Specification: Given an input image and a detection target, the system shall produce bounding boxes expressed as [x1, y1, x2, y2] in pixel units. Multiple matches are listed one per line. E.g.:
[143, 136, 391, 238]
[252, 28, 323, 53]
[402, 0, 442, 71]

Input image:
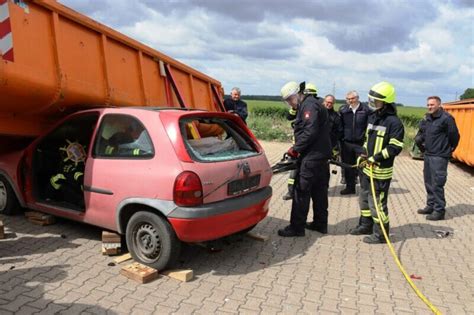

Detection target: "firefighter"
[278, 81, 332, 237]
[282, 82, 317, 201]
[350, 81, 404, 244]
[49, 139, 86, 206]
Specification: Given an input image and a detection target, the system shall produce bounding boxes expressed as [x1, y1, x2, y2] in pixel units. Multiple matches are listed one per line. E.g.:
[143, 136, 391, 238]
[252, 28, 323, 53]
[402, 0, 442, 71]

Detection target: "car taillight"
[173, 171, 203, 207]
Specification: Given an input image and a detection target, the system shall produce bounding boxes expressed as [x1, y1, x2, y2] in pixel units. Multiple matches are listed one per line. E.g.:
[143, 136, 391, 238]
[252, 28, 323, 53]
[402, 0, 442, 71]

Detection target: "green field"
[244, 99, 426, 151]
[245, 99, 427, 118]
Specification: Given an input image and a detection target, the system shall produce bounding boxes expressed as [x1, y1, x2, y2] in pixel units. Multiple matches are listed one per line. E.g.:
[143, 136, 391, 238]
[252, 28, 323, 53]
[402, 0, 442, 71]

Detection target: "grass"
[245, 99, 425, 151]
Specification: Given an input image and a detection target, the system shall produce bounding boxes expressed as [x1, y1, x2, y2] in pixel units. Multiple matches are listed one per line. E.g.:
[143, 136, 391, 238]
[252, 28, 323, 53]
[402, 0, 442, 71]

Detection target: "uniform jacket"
[361, 105, 404, 180]
[339, 102, 372, 143]
[327, 108, 343, 149]
[224, 99, 248, 122]
[415, 108, 460, 158]
[293, 95, 331, 160]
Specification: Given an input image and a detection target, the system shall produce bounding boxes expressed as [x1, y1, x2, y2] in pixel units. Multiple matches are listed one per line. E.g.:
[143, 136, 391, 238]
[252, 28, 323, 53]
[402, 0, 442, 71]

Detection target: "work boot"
[426, 211, 445, 221]
[363, 234, 386, 244]
[278, 225, 305, 237]
[305, 222, 328, 234]
[340, 186, 356, 195]
[417, 207, 433, 214]
[282, 192, 293, 201]
[349, 216, 373, 235]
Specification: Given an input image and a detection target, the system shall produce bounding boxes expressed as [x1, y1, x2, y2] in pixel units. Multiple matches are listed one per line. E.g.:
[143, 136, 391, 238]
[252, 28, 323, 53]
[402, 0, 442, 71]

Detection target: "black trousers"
[290, 159, 330, 232]
[424, 155, 449, 214]
[342, 141, 364, 188]
[359, 172, 391, 238]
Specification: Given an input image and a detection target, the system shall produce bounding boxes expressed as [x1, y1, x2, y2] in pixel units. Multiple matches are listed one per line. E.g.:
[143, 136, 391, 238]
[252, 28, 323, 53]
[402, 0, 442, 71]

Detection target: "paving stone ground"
[1, 141, 473, 314]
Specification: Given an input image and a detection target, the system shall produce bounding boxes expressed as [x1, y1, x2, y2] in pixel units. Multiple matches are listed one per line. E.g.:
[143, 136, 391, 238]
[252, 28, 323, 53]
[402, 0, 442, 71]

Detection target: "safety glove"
[287, 147, 299, 159]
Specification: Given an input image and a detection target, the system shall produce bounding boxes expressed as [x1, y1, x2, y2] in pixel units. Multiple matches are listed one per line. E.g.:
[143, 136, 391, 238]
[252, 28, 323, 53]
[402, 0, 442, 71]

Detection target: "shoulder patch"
[304, 111, 311, 119]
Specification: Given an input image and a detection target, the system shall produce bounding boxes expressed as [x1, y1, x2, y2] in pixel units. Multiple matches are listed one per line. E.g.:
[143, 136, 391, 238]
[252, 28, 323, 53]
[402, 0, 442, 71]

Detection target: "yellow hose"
[369, 165, 442, 315]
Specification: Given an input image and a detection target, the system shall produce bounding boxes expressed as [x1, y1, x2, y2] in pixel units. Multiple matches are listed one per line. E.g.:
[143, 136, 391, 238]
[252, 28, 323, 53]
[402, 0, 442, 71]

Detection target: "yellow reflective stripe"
[287, 178, 295, 184]
[133, 149, 140, 155]
[74, 172, 83, 181]
[389, 138, 404, 148]
[373, 216, 380, 223]
[289, 108, 297, 115]
[105, 146, 114, 155]
[382, 148, 390, 159]
[50, 174, 66, 190]
[361, 209, 372, 217]
[374, 132, 384, 154]
[363, 168, 393, 179]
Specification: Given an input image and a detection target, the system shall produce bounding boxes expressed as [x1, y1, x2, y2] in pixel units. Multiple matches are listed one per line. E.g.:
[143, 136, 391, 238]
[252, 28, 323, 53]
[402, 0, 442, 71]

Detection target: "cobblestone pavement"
[1, 141, 473, 314]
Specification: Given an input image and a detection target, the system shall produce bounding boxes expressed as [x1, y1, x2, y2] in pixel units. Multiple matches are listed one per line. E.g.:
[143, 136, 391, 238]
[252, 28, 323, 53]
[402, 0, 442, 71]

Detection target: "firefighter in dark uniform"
[323, 94, 343, 158]
[350, 81, 404, 243]
[281, 97, 298, 200]
[415, 96, 459, 221]
[278, 81, 332, 237]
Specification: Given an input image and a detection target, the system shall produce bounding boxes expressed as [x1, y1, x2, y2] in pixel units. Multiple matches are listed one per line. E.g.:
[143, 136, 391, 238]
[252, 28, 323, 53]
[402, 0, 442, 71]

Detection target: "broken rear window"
[181, 117, 259, 162]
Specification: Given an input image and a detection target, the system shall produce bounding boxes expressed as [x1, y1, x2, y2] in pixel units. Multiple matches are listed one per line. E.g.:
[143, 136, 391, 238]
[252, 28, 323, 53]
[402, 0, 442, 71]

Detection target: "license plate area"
[228, 175, 261, 196]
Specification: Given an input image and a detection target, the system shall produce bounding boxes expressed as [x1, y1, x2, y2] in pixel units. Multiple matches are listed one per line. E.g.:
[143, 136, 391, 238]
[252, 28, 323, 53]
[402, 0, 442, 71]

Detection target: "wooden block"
[25, 211, 55, 225]
[114, 253, 133, 264]
[246, 231, 269, 242]
[102, 243, 121, 256]
[161, 269, 193, 282]
[120, 262, 158, 284]
[102, 231, 121, 243]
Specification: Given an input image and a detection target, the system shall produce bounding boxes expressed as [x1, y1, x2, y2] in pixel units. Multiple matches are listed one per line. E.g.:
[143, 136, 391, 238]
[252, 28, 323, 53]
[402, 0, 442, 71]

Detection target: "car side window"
[93, 114, 154, 158]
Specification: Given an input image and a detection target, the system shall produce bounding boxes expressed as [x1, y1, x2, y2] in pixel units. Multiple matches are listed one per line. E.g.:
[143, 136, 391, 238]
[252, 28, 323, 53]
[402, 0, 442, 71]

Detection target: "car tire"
[126, 211, 181, 271]
[0, 175, 20, 215]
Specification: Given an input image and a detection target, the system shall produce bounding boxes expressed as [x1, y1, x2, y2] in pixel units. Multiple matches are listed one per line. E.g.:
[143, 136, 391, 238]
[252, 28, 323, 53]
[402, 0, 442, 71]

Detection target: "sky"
[60, 0, 473, 106]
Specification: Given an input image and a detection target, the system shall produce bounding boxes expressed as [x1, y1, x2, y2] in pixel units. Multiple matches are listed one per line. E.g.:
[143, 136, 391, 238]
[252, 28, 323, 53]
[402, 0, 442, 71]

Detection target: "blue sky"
[61, 0, 473, 106]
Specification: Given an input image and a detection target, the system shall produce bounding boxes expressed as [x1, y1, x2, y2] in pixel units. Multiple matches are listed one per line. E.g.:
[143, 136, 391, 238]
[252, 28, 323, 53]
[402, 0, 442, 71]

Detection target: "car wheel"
[126, 211, 181, 270]
[0, 175, 20, 215]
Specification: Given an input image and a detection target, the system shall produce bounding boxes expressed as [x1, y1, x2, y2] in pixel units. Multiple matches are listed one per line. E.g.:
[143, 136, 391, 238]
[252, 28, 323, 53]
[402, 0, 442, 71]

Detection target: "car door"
[82, 113, 156, 231]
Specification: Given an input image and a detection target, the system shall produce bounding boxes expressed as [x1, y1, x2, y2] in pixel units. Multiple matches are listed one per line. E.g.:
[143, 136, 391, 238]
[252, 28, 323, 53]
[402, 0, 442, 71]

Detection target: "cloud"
[58, 0, 473, 105]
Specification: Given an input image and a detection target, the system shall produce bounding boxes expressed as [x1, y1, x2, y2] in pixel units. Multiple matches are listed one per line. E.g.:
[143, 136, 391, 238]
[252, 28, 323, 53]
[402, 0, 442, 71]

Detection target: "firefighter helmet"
[303, 82, 318, 95]
[368, 81, 396, 104]
[280, 81, 300, 100]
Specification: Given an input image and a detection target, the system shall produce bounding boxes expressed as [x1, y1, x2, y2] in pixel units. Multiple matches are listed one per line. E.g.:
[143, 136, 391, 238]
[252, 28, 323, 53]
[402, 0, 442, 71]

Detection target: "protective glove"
[287, 147, 299, 159]
[357, 155, 377, 169]
[332, 148, 340, 160]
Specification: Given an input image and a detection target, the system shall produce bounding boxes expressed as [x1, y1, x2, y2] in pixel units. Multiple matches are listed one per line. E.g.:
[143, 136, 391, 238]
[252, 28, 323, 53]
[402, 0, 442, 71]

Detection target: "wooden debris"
[114, 253, 132, 264]
[161, 269, 194, 282]
[120, 262, 158, 284]
[102, 231, 122, 243]
[102, 243, 121, 256]
[102, 231, 122, 256]
[25, 211, 56, 226]
[246, 231, 269, 242]
[0, 220, 4, 239]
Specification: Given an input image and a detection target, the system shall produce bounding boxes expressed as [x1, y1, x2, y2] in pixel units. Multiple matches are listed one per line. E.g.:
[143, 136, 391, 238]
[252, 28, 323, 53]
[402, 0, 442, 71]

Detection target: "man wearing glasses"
[339, 91, 372, 195]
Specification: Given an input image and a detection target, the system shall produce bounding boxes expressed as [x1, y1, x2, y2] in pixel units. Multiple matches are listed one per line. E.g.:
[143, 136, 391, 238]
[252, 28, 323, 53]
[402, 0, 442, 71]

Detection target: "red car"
[0, 108, 272, 269]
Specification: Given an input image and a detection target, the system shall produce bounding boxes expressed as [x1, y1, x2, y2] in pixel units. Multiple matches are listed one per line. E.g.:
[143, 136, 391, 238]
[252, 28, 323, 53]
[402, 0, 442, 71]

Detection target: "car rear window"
[181, 117, 259, 162]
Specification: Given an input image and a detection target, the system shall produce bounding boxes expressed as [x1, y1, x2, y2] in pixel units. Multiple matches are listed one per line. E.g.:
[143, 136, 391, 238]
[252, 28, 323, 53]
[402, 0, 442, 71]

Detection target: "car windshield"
[181, 117, 259, 162]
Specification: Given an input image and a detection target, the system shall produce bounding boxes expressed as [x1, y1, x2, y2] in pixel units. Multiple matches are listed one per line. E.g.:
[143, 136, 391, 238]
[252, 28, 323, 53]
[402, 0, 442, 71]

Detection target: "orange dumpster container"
[0, 0, 224, 137]
[443, 98, 474, 167]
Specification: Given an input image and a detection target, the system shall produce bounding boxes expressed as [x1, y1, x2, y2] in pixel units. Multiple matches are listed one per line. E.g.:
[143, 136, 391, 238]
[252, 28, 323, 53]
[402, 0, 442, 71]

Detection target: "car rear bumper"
[168, 186, 272, 242]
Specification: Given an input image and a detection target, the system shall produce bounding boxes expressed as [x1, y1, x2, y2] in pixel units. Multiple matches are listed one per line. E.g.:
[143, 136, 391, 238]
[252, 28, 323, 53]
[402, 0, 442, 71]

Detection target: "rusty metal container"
[443, 99, 474, 167]
[0, 0, 224, 137]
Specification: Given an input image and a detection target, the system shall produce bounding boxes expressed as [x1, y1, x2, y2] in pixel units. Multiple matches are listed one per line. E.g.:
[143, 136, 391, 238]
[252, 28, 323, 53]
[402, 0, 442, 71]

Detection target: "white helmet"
[280, 81, 300, 100]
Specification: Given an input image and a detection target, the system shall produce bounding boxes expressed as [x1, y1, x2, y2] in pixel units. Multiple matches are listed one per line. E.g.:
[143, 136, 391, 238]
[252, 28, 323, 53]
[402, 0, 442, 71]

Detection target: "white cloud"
[59, 0, 474, 105]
